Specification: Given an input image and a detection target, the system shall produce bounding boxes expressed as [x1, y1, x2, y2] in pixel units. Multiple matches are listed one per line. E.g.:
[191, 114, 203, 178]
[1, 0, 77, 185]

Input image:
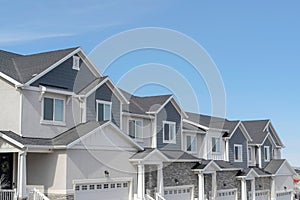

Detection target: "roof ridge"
[21, 46, 79, 57]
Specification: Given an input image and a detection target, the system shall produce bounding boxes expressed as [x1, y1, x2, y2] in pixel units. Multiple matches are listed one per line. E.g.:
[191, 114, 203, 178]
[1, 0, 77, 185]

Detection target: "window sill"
[234, 160, 243, 163]
[163, 140, 176, 144]
[40, 120, 66, 127]
[211, 152, 221, 155]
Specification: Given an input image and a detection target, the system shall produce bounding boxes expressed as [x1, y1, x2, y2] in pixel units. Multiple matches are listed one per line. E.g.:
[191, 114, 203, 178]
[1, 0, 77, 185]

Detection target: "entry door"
[0, 153, 13, 189]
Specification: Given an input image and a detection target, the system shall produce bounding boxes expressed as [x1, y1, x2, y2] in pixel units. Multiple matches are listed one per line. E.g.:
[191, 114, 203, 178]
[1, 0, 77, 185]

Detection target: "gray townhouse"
[0, 47, 296, 200]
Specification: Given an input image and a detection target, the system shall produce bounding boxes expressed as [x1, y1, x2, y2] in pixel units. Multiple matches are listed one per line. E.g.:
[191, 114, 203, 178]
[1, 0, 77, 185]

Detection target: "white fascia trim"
[142, 149, 169, 162]
[76, 48, 102, 77]
[265, 121, 285, 148]
[122, 112, 155, 119]
[106, 77, 130, 104]
[85, 76, 108, 97]
[229, 121, 253, 141]
[275, 160, 297, 176]
[146, 96, 189, 119]
[0, 72, 23, 86]
[22, 85, 75, 96]
[73, 177, 133, 185]
[183, 119, 209, 131]
[202, 160, 222, 171]
[0, 132, 24, 149]
[182, 129, 206, 134]
[261, 133, 280, 148]
[25, 48, 81, 85]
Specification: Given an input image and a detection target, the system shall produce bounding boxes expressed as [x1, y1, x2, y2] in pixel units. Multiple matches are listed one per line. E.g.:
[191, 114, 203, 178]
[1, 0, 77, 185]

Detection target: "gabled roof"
[0, 47, 78, 84]
[192, 160, 241, 171]
[236, 167, 271, 178]
[77, 76, 108, 95]
[182, 122, 206, 133]
[242, 120, 272, 145]
[264, 159, 296, 175]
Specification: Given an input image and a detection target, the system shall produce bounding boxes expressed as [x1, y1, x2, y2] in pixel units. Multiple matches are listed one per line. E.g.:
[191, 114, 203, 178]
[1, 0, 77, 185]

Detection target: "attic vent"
[32, 73, 38, 77]
[72, 56, 80, 71]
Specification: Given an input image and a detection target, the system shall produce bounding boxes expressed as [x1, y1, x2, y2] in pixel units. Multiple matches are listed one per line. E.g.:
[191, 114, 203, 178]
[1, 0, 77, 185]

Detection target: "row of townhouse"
[0, 47, 296, 200]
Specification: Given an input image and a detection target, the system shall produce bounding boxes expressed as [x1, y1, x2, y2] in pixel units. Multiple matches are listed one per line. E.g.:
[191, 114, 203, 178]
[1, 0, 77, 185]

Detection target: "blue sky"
[1, 1, 300, 166]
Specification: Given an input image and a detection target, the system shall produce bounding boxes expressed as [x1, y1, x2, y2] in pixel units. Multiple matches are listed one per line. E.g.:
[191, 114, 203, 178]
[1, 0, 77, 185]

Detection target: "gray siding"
[268, 127, 280, 146]
[157, 102, 181, 150]
[228, 127, 248, 168]
[86, 83, 121, 127]
[261, 137, 273, 168]
[31, 55, 97, 93]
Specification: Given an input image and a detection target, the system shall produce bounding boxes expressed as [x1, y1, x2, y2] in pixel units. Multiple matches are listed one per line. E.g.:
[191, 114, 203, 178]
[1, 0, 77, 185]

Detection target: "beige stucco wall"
[27, 151, 67, 194]
[0, 78, 21, 134]
[21, 89, 81, 138]
[122, 115, 153, 148]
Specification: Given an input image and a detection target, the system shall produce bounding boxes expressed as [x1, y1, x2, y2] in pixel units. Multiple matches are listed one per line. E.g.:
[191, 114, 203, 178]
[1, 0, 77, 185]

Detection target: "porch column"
[157, 163, 164, 195]
[251, 179, 255, 200]
[224, 139, 229, 161]
[212, 172, 217, 200]
[270, 176, 276, 200]
[198, 173, 205, 200]
[17, 151, 27, 199]
[137, 164, 145, 200]
[240, 178, 247, 200]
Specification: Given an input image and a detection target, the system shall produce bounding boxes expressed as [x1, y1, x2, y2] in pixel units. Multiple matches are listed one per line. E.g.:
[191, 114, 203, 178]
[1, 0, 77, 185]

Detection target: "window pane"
[129, 120, 135, 138]
[235, 146, 239, 160]
[248, 148, 252, 160]
[187, 136, 191, 151]
[54, 99, 64, 121]
[212, 138, 216, 152]
[44, 98, 53, 120]
[216, 138, 220, 152]
[170, 124, 175, 141]
[97, 103, 104, 121]
[135, 121, 142, 139]
[164, 123, 169, 141]
[104, 104, 111, 120]
[191, 136, 196, 152]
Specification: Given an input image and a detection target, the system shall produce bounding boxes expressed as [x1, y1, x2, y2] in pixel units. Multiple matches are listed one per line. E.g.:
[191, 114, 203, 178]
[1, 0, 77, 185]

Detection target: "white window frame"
[41, 96, 66, 126]
[185, 134, 197, 153]
[248, 147, 252, 162]
[264, 146, 270, 162]
[234, 144, 243, 162]
[72, 55, 80, 70]
[96, 100, 112, 121]
[211, 137, 221, 154]
[163, 121, 176, 144]
[128, 119, 143, 141]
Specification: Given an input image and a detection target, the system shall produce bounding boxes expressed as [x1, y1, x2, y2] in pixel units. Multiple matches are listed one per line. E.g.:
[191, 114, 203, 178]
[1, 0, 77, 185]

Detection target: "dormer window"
[264, 146, 270, 162]
[72, 56, 80, 70]
[234, 144, 243, 162]
[186, 134, 197, 153]
[211, 137, 221, 153]
[129, 119, 143, 140]
[163, 121, 176, 144]
[96, 100, 111, 121]
[42, 97, 65, 123]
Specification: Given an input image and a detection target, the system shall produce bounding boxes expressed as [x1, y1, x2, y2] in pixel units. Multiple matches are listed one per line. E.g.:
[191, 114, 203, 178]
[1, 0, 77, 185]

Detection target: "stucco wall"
[0, 78, 20, 134]
[21, 89, 80, 138]
[27, 151, 67, 194]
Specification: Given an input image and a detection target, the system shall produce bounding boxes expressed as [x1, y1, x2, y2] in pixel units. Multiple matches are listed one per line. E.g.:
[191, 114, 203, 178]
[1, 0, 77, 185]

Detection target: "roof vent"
[32, 73, 38, 77]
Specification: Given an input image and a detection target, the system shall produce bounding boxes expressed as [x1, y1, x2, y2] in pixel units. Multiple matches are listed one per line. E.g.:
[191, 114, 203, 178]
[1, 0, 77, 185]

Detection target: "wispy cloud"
[0, 32, 74, 44]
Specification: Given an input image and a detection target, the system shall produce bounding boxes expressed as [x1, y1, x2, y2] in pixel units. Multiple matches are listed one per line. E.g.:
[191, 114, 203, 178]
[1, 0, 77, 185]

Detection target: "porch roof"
[192, 160, 241, 171]
[236, 167, 271, 177]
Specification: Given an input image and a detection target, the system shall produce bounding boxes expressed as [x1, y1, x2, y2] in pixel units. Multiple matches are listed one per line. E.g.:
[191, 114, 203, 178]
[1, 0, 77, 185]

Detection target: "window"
[129, 120, 143, 139]
[264, 146, 270, 162]
[72, 56, 80, 70]
[43, 97, 64, 122]
[248, 147, 252, 161]
[211, 137, 221, 153]
[186, 134, 197, 153]
[96, 100, 111, 121]
[163, 121, 176, 144]
[234, 144, 243, 162]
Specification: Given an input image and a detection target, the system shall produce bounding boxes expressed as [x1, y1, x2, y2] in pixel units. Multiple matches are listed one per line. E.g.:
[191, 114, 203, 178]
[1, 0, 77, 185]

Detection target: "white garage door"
[276, 191, 292, 200]
[74, 181, 130, 200]
[164, 186, 192, 200]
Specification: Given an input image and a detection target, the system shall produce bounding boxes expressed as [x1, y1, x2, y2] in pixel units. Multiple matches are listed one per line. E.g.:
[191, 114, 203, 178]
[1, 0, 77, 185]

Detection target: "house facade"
[0, 47, 296, 200]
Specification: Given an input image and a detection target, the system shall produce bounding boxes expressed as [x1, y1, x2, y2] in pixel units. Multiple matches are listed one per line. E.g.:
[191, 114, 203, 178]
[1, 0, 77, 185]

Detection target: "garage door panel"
[75, 181, 129, 200]
[164, 186, 192, 200]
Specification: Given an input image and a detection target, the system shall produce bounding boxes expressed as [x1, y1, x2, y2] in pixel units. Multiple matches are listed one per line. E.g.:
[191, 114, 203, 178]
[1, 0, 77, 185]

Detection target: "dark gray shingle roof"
[78, 76, 108, 95]
[264, 159, 286, 174]
[242, 120, 269, 144]
[0, 121, 108, 147]
[0, 47, 78, 83]
[183, 122, 206, 132]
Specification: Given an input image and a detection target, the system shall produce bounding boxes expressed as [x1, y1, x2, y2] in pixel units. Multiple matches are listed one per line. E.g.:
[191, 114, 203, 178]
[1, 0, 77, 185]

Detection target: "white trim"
[73, 177, 133, 185]
[151, 114, 157, 148]
[162, 121, 176, 144]
[274, 160, 297, 176]
[185, 133, 197, 153]
[96, 100, 112, 121]
[264, 146, 270, 162]
[234, 144, 243, 162]
[146, 96, 188, 118]
[67, 121, 143, 150]
[122, 111, 155, 119]
[211, 137, 221, 153]
[182, 129, 206, 134]
[25, 48, 81, 85]
[19, 90, 23, 135]
[183, 119, 209, 131]
[76, 48, 102, 77]
[41, 96, 66, 125]
[129, 149, 169, 163]
[228, 121, 252, 141]
[0, 132, 24, 149]
[0, 72, 22, 86]
[72, 55, 80, 70]
[22, 85, 75, 96]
